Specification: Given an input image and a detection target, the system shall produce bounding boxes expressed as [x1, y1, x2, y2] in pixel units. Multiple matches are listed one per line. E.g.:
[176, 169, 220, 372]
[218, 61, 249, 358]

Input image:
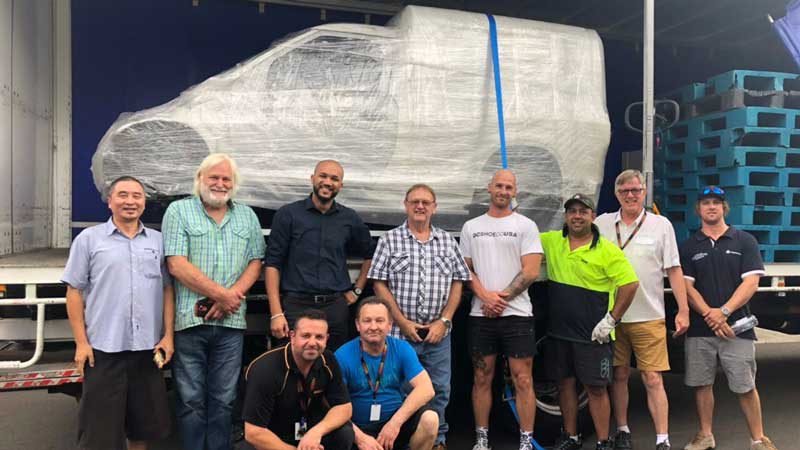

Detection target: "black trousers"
[277, 294, 350, 351]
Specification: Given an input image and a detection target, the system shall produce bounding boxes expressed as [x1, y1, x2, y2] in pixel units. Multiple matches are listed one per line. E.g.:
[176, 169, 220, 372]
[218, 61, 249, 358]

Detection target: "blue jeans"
[173, 325, 244, 450]
[409, 334, 451, 445]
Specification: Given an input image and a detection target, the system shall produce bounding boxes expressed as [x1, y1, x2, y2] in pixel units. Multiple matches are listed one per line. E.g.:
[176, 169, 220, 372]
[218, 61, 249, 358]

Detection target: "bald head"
[314, 160, 344, 177]
[491, 169, 517, 187]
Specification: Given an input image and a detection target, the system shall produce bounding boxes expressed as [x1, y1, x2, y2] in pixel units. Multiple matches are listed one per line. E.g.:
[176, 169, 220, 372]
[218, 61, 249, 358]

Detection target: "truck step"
[0, 367, 81, 391]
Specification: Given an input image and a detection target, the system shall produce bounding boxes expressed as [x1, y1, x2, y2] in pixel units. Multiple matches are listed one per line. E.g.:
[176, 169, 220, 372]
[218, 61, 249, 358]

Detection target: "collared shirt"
[62, 218, 170, 353]
[162, 196, 266, 332]
[242, 344, 350, 443]
[367, 222, 471, 338]
[540, 228, 639, 343]
[679, 226, 765, 340]
[595, 209, 681, 322]
[265, 195, 374, 294]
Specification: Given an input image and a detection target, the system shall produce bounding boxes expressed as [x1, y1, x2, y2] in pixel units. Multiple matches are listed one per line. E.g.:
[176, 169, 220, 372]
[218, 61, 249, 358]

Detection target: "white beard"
[200, 184, 231, 208]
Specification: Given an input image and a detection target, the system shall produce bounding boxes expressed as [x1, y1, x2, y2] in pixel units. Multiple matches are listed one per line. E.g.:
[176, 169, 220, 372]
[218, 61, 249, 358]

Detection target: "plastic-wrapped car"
[92, 5, 610, 231]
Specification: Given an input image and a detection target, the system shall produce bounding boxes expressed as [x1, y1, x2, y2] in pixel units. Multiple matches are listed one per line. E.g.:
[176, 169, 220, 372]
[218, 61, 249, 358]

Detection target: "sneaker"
[683, 432, 715, 450]
[553, 433, 583, 450]
[656, 442, 671, 450]
[750, 436, 778, 450]
[597, 439, 614, 450]
[519, 435, 533, 450]
[471, 438, 491, 450]
[613, 430, 633, 450]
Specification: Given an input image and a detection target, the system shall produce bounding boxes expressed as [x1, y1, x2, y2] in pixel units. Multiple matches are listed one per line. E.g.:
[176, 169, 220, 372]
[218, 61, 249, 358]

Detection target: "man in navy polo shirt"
[679, 186, 778, 450]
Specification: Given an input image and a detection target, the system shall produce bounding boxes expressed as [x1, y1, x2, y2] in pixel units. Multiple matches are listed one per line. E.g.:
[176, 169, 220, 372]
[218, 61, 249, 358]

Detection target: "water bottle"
[731, 315, 759, 335]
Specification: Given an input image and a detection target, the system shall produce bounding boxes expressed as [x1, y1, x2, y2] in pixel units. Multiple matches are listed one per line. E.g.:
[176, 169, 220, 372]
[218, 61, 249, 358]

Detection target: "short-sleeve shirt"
[595, 210, 681, 322]
[61, 218, 170, 353]
[459, 213, 543, 317]
[243, 345, 350, 443]
[162, 196, 266, 331]
[264, 196, 375, 294]
[679, 226, 765, 340]
[367, 222, 471, 337]
[540, 227, 639, 343]
[335, 336, 424, 426]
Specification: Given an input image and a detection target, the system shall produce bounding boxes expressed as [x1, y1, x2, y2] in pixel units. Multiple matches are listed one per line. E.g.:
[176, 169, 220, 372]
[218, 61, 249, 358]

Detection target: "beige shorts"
[613, 319, 670, 372]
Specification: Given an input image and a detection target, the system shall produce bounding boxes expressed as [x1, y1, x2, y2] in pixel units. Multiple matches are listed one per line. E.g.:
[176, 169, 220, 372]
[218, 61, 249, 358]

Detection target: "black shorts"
[542, 337, 613, 387]
[355, 406, 433, 449]
[468, 315, 536, 358]
[78, 349, 171, 449]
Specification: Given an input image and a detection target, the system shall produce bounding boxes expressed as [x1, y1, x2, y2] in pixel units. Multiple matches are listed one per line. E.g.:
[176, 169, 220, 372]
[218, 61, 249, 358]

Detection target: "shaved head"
[491, 169, 517, 187]
[314, 159, 344, 177]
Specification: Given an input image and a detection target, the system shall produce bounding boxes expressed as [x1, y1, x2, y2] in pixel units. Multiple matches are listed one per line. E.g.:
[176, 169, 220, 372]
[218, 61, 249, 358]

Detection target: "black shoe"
[655, 442, 671, 450]
[553, 433, 583, 450]
[597, 439, 614, 450]
[614, 431, 633, 450]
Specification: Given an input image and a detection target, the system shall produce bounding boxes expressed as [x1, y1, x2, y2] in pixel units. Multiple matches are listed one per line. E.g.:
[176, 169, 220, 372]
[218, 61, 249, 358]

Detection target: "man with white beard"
[162, 153, 266, 450]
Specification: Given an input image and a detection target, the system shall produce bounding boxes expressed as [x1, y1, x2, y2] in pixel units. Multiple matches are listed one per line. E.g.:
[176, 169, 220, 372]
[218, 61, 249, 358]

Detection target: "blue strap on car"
[487, 14, 508, 170]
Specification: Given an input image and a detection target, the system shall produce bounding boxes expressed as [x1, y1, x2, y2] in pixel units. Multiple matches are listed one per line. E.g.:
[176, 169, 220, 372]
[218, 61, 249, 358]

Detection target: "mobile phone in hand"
[194, 298, 213, 317]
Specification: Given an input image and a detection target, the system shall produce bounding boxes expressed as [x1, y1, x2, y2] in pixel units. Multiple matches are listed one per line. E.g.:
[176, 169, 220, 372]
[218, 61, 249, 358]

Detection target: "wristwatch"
[351, 286, 363, 297]
[439, 317, 452, 336]
[721, 306, 731, 317]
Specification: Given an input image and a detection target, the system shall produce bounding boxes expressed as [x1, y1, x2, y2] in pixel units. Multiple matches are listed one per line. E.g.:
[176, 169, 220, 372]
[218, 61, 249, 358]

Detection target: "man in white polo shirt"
[594, 169, 690, 450]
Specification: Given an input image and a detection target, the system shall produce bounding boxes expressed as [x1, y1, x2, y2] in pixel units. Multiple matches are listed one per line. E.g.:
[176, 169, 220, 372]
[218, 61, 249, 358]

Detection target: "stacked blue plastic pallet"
[656, 70, 800, 263]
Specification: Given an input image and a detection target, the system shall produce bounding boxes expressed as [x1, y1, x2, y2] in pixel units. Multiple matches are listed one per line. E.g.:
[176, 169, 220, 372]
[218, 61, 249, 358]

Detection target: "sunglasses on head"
[702, 186, 725, 196]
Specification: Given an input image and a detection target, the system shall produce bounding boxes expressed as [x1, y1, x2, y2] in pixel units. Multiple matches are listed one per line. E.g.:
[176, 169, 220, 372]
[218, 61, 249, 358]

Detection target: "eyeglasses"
[702, 186, 725, 196]
[617, 188, 644, 196]
[406, 200, 435, 207]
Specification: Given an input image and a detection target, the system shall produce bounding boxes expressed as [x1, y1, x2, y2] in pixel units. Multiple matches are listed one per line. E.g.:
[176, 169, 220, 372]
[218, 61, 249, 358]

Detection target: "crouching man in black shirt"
[243, 309, 354, 450]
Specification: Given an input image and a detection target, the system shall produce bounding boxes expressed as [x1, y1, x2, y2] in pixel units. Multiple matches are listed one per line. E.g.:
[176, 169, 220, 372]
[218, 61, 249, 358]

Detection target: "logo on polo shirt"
[692, 252, 707, 261]
[725, 249, 742, 256]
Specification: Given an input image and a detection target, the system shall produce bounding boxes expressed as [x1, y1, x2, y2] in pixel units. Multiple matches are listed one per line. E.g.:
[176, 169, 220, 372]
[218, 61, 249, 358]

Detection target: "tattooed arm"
[501, 253, 542, 300]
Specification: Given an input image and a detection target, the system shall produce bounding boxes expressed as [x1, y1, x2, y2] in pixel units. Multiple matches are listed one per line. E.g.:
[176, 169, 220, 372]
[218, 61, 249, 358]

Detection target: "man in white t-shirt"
[594, 169, 690, 450]
[460, 170, 543, 450]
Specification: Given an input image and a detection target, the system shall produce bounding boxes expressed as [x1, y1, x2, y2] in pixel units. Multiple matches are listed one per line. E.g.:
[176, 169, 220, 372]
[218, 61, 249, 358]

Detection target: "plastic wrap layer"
[92, 5, 610, 231]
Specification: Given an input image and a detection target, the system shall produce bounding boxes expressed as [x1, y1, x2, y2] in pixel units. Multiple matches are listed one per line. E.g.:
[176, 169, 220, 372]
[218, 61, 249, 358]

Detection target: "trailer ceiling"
[256, 0, 791, 50]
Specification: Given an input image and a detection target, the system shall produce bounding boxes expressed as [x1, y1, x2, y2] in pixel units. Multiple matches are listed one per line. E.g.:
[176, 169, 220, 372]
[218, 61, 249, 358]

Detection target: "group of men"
[64, 153, 778, 450]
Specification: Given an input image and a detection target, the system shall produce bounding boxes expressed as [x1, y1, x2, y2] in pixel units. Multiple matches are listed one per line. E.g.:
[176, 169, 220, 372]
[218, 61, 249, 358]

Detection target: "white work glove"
[591, 312, 618, 344]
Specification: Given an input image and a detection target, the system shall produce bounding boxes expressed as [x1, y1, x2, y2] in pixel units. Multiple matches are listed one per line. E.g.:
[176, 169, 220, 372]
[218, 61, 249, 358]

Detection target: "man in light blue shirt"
[63, 176, 174, 450]
[162, 153, 265, 450]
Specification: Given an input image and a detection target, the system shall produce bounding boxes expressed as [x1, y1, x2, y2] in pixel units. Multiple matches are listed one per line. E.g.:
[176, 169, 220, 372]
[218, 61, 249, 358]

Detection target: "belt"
[283, 292, 345, 304]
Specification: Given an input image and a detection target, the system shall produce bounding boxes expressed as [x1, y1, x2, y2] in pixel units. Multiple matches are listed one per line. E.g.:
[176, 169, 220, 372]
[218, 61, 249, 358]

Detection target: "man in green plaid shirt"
[162, 153, 265, 450]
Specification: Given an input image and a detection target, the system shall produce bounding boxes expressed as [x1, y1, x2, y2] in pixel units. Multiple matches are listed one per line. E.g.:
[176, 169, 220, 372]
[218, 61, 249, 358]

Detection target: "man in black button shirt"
[678, 186, 778, 450]
[243, 309, 354, 450]
[266, 160, 374, 351]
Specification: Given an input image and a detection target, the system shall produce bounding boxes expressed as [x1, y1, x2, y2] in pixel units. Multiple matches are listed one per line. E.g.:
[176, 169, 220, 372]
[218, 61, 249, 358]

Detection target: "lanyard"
[615, 211, 647, 250]
[296, 376, 317, 417]
[359, 341, 388, 402]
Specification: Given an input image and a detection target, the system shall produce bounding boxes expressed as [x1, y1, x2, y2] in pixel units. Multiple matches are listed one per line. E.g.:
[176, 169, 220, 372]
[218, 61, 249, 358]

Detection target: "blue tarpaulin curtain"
[773, 0, 800, 70]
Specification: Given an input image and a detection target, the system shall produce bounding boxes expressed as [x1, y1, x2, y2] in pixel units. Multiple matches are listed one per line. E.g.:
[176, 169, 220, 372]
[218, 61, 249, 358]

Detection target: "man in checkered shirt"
[367, 183, 471, 450]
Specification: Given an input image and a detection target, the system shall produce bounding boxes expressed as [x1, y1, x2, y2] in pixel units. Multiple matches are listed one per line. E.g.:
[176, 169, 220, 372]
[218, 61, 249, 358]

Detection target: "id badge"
[370, 403, 381, 422]
[294, 417, 307, 441]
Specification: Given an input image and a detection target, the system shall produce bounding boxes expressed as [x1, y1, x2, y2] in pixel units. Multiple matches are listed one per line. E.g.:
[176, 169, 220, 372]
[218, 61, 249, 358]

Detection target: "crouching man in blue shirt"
[63, 176, 175, 450]
[336, 296, 438, 450]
